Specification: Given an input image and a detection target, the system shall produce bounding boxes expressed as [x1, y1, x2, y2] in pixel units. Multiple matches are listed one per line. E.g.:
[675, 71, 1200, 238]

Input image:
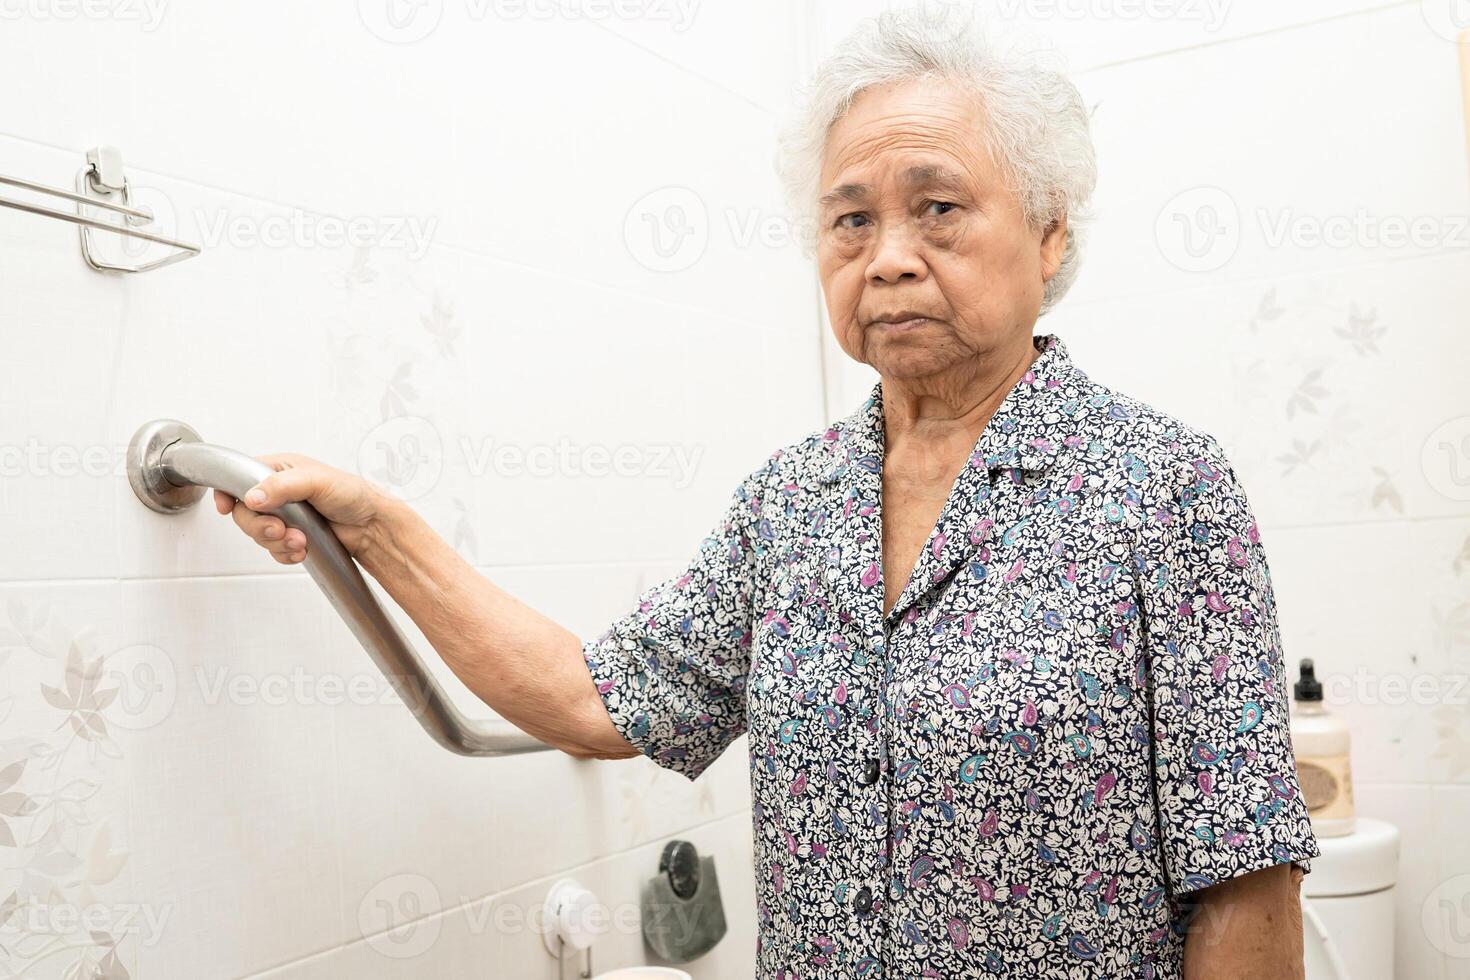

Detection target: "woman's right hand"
[212, 453, 394, 564]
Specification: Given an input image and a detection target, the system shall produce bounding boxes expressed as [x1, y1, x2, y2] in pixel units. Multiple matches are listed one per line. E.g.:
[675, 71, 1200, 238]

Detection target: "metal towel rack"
[0, 146, 200, 273]
[126, 419, 551, 757]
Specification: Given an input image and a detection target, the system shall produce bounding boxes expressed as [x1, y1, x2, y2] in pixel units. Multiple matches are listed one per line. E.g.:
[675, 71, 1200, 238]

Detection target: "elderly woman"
[217, 8, 1318, 978]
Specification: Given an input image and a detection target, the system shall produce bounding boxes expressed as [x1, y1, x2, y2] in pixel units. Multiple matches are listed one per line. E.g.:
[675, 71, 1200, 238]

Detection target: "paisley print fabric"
[582, 333, 1320, 978]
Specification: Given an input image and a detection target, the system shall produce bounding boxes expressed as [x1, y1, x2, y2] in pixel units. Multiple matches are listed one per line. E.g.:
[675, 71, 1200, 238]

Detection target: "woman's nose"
[865, 221, 929, 284]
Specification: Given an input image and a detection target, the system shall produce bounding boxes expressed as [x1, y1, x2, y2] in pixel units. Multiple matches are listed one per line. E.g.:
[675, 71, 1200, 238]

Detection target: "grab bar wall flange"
[125, 419, 551, 757]
[127, 419, 209, 513]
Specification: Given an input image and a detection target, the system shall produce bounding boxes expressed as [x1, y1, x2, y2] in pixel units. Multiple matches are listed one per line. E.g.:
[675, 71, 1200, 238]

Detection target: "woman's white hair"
[775, 4, 1098, 315]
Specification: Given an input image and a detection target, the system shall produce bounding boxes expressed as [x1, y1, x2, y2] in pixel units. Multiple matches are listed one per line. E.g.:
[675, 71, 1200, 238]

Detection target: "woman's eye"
[925, 200, 957, 217]
[836, 212, 870, 230]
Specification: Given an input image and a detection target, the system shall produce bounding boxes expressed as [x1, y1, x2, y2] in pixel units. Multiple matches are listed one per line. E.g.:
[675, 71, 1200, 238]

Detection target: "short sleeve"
[1137, 435, 1321, 898]
[580, 469, 764, 782]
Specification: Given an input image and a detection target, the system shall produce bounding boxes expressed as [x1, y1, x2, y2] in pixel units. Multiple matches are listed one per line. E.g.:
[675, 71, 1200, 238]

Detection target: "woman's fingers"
[229, 500, 282, 543]
[213, 453, 371, 562]
[240, 464, 330, 513]
[217, 481, 307, 561]
[230, 501, 307, 561]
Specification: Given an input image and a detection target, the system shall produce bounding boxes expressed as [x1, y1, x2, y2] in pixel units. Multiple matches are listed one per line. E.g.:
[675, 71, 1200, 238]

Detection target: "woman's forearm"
[354, 498, 638, 761]
[1183, 863, 1306, 980]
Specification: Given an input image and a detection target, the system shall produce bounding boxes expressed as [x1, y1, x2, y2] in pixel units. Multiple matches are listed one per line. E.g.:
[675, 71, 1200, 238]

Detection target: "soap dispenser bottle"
[1290, 658, 1355, 838]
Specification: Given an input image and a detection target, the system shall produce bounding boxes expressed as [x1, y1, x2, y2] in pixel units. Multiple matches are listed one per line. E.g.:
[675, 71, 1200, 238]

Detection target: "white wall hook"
[542, 878, 603, 979]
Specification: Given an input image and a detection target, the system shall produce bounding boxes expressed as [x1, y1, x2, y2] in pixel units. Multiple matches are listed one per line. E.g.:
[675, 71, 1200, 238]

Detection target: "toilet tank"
[1302, 818, 1400, 980]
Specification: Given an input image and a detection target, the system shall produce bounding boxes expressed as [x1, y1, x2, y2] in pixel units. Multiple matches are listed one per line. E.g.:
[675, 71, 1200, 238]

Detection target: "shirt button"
[859, 757, 880, 786]
[853, 885, 873, 915]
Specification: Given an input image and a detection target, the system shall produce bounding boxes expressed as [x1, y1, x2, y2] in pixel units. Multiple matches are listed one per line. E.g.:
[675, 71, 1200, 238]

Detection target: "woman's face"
[815, 76, 1068, 384]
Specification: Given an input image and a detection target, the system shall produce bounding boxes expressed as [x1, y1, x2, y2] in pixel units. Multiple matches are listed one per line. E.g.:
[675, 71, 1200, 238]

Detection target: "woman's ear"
[1040, 213, 1069, 282]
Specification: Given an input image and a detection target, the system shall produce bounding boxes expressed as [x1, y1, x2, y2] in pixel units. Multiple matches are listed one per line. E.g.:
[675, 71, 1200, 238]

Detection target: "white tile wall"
[0, 3, 821, 976]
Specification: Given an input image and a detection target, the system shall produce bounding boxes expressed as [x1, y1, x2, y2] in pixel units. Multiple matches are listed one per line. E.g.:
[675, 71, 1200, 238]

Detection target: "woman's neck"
[881, 335, 1040, 450]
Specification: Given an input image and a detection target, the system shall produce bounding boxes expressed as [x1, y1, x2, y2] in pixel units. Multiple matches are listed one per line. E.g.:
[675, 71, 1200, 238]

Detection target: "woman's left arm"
[1135, 432, 1320, 976]
[1183, 863, 1306, 980]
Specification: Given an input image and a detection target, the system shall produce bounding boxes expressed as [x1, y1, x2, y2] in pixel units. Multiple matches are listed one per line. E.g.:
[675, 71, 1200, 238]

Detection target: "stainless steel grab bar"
[126, 420, 551, 757]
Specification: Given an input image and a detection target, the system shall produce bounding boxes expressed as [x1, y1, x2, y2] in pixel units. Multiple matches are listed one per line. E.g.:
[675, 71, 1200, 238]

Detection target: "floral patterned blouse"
[582, 332, 1320, 978]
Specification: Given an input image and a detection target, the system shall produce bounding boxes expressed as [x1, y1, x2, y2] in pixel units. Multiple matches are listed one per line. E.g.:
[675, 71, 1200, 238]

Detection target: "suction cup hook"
[542, 878, 597, 980]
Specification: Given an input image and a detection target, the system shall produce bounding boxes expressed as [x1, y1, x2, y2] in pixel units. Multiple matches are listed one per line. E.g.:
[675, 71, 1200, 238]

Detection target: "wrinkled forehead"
[819, 78, 996, 200]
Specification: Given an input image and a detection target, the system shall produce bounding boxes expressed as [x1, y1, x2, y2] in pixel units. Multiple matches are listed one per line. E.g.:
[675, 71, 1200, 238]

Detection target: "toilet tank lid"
[1302, 818, 1400, 898]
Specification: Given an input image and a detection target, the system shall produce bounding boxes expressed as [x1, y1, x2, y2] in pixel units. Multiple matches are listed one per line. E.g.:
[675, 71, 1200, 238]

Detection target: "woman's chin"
[867, 344, 960, 381]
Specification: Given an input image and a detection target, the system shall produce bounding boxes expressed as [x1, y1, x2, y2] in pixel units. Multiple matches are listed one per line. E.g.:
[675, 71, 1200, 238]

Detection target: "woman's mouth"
[873, 316, 932, 331]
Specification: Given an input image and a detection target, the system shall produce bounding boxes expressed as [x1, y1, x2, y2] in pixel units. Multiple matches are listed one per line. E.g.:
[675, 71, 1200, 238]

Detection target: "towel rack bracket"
[86, 145, 129, 197]
[0, 145, 202, 274]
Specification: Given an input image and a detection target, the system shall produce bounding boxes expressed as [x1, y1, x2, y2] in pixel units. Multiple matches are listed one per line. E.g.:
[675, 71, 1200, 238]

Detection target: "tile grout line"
[583, 17, 778, 116]
[236, 806, 754, 980]
[1075, 0, 1422, 75]
[1059, 244, 1470, 316]
[0, 558, 687, 589]
[0, 128, 810, 339]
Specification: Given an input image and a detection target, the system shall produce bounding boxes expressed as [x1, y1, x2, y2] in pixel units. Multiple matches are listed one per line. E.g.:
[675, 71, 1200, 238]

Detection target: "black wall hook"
[660, 840, 701, 899]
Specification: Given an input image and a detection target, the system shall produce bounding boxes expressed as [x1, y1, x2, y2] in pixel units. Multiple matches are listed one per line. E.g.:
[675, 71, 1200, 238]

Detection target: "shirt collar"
[817, 332, 1080, 485]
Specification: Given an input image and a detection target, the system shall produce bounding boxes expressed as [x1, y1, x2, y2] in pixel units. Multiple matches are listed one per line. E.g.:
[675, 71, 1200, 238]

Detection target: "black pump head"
[1294, 658, 1322, 701]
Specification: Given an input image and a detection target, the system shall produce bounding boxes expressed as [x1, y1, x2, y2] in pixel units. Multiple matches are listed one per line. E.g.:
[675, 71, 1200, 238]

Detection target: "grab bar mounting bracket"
[127, 419, 207, 514]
